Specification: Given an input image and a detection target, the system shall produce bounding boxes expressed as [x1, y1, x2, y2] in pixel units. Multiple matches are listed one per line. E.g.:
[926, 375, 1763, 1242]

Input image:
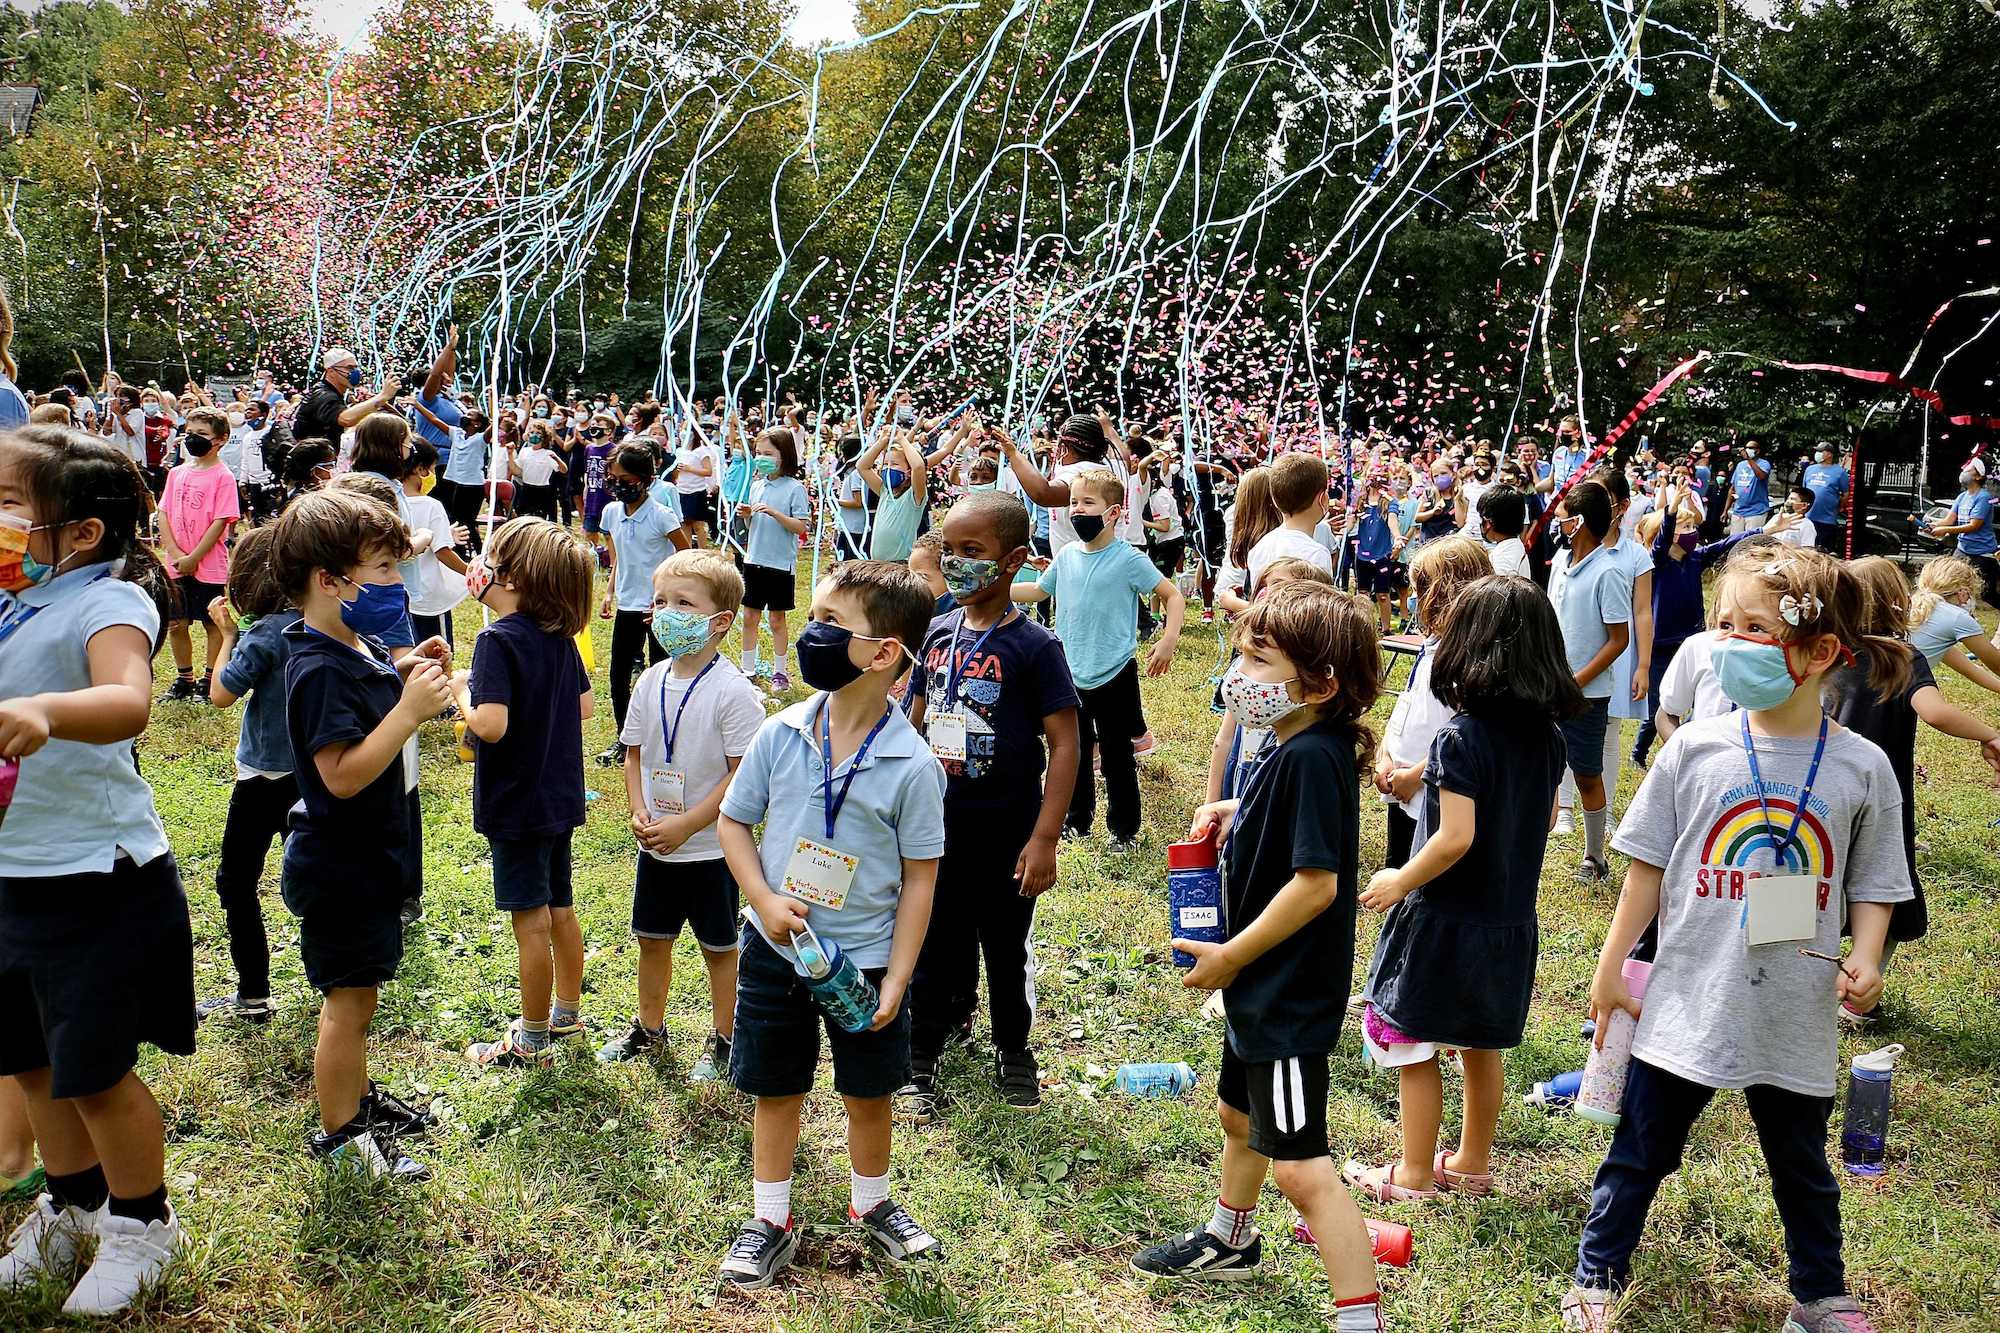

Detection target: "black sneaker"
[851, 1198, 942, 1264]
[166, 676, 199, 701]
[358, 1082, 434, 1139]
[595, 742, 625, 768]
[941, 1015, 975, 1050]
[399, 897, 423, 927]
[896, 1051, 940, 1125]
[596, 1019, 660, 1064]
[1575, 856, 1610, 884]
[310, 1126, 429, 1181]
[195, 994, 273, 1025]
[689, 1032, 731, 1084]
[1131, 1227, 1263, 1281]
[995, 1048, 1041, 1110]
[719, 1217, 798, 1289]
[194, 673, 213, 700]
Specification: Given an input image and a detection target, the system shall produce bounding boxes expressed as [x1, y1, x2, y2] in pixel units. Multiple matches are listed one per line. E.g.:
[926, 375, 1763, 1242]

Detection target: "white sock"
[1584, 804, 1609, 864]
[742, 647, 758, 671]
[849, 1169, 890, 1218]
[1558, 767, 1576, 812]
[773, 646, 789, 673]
[753, 1177, 791, 1228]
[1334, 1295, 1385, 1331]
[1205, 1197, 1258, 1248]
[1600, 724, 1624, 817]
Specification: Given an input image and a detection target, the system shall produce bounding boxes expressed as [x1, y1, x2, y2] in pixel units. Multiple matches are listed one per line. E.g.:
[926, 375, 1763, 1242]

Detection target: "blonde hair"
[1409, 535, 1493, 638]
[655, 548, 744, 615]
[1068, 466, 1124, 508]
[1259, 557, 1336, 590]
[1909, 555, 1984, 632]
[29, 403, 71, 425]
[331, 470, 401, 511]
[484, 517, 593, 637]
[1234, 582, 1379, 772]
[1847, 557, 1912, 638]
[1229, 466, 1280, 572]
[1717, 547, 1908, 699]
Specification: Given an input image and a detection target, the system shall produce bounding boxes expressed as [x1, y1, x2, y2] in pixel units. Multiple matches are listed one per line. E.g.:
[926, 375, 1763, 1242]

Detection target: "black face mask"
[1070, 513, 1106, 542]
[608, 480, 646, 506]
[183, 434, 216, 458]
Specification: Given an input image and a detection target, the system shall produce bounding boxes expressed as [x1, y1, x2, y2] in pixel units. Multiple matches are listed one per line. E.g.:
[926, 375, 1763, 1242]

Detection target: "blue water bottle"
[1523, 1069, 1585, 1110]
[1168, 833, 1225, 967]
[790, 920, 881, 1035]
[1840, 1043, 1902, 1176]
[1114, 1062, 1198, 1097]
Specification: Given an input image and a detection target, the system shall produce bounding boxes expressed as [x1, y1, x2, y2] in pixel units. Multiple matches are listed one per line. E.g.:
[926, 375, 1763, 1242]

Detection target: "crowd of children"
[2, 393, 1997, 1333]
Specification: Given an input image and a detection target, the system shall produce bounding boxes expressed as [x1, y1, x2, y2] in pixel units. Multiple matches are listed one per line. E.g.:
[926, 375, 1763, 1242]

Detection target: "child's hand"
[1025, 554, 1050, 570]
[1388, 764, 1423, 804]
[599, 592, 614, 620]
[409, 636, 452, 669]
[449, 668, 470, 696]
[752, 891, 810, 944]
[451, 523, 471, 547]
[1014, 833, 1059, 897]
[1837, 957, 1884, 1014]
[1188, 800, 1238, 845]
[1144, 637, 1175, 677]
[869, 974, 908, 1030]
[174, 554, 201, 577]
[639, 813, 690, 856]
[1173, 939, 1241, 991]
[0, 697, 53, 759]
[1371, 758, 1395, 795]
[206, 596, 233, 633]
[1359, 868, 1408, 913]
[1587, 966, 1643, 1050]
[399, 661, 453, 722]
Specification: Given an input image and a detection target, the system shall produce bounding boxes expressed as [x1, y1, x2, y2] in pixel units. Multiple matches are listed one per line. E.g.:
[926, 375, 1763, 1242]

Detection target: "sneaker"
[896, 1051, 941, 1125]
[1553, 808, 1576, 837]
[595, 742, 625, 767]
[193, 673, 213, 701]
[689, 1032, 731, 1084]
[195, 993, 273, 1025]
[1132, 729, 1157, 758]
[1784, 1296, 1877, 1332]
[597, 1019, 660, 1064]
[548, 1014, 586, 1044]
[851, 1198, 942, 1264]
[60, 1207, 182, 1316]
[769, 670, 791, 692]
[1837, 1002, 1877, 1030]
[358, 1082, 435, 1139]
[165, 676, 199, 702]
[0, 1166, 45, 1205]
[399, 897, 424, 928]
[466, 1020, 554, 1068]
[719, 1217, 798, 1289]
[1200, 608, 1215, 624]
[1575, 856, 1610, 884]
[995, 1048, 1041, 1109]
[1107, 834, 1140, 853]
[1560, 1284, 1616, 1332]
[0, 1194, 100, 1289]
[311, 1128, 429, 1181]
[1130, 1227, 1262, 1282]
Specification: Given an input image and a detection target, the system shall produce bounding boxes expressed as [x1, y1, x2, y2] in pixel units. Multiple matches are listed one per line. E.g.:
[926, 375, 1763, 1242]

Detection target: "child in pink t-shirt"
[158, 408, 242, 700]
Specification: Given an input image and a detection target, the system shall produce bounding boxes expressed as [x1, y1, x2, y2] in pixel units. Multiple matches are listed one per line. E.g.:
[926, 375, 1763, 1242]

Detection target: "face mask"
[882, 467, 908, 491]
[608, 479, 645, 507]
[895, 406, 916, 427]
[940, 553, 1006, 600]
[1433, 476, 1453, 492]
[419, 472, 437, 495]
[1676, 532, 1699, 554]
[183, 434, 216, 458]
[1070, 512, 1106, 542]
[0, 512, 51, 593]
[227, 411, 245, 428]
[142, 403, 161, 418]
[338, 576, 409, 637]
[967, 480, 996, 492]
[651, 607, 723, 657]
[752, 456, 779, 477]
[1475, 465, 1492, 479]
[1220, 665, 1303, 729]
[346, 369, 366, 392]
[795, 619, 873, 692]
[465, 554, 495, 602]
[1711, 634, 1803, 711]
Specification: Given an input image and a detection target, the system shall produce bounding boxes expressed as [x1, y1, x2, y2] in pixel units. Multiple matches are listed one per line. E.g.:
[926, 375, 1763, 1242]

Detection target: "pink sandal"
[1432, 1149, 1495, 1197]
[1340, 1158, 1439, 1203]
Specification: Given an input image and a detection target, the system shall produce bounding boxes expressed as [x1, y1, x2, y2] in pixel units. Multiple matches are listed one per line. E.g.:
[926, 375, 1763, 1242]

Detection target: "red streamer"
[1522, 353, 1710, 549]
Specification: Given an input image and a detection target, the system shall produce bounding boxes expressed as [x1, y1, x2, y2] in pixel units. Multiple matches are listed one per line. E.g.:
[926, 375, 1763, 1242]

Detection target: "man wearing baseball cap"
[292, 346, 400, 448]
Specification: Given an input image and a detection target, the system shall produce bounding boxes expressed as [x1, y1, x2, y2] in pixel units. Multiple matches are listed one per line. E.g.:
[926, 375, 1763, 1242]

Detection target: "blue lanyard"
[1739, 711, 1828, 870]
[943, 608, 1010, 708]
[817, 699, 894, 843]
[0, 601, 42, 650]
[659, 655, 718, 766]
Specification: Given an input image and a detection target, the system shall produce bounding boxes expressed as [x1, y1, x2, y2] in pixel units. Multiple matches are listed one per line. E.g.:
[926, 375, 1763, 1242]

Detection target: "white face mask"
[1220, 665, 1302, 729]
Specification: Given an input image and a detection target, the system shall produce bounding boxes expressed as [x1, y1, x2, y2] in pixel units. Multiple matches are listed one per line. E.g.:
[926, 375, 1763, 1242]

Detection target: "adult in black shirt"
[294, 345, 401, 448]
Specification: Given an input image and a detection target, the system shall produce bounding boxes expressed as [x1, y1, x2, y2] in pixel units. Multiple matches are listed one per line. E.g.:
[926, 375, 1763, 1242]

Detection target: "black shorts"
[741, 562, 796, 612]
[1195, 509, 1226, 566]
[174, 577, 225, 624]
[491, 831, 576, 912]
[0, 853, 196, 1099]
[1148, 539, 1186, 579]
[679, 491, 717, 528]
[1217, 1042, 1331, 1161]
[728, 927, 909, 1099]
[282, 864, 404, 993]
[1560, 697, 1611, 778]
[632, 855, 739, 950]
[1354, 557, 1406, 597]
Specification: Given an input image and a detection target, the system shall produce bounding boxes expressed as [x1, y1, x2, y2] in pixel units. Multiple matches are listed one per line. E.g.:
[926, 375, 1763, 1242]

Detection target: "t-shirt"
[160, 461, 241, 585]
[1219, 716, 1359, 1062]
[467, 613, 589, 840]
[516, 446, 563, 487]
[581, 439, 616, 526]
[1457, 477, 1491, 533]
[1036, 539, 1161, 690]
[908, 610, 1078, 818]
[1611, 715, 1912, 1096]
[619, 655, 766, 862]
[1550, 543, 1633, 699]
[868, 483, 923, 563]
[0, 373, 29, 428]
[1729, 458, 1771, 516]
[837, 469, 871, 535]
[1657, 630, 1732, 724]
[1909, 600, 1983, 665]
[1825, 651, 1933, 892]
[416, 390, 462, 468]
[1146, 487, 1184, 543]
[1247, 525, 1333, 594]
[405, 493, 467, 618]
[444, 430, 494, 487]
[1768, 514, 1816, 548]
[1487, 536, 1530, 578]
[675, 442, 718, 494]
[1380, 643, 1449, 819]
[744, 476, 810, 571]
[1802, 463, 1848, 525]
[218, 609, 302, 778]
[603, 498, 685, 611]
[293, 380, 346, 446]
[281, 623, 409, 897]
[1952, 488, 1997, 556]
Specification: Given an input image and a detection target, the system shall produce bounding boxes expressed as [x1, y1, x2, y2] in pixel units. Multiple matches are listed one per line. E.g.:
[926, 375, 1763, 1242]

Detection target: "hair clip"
[1778, 591, 1821, 626]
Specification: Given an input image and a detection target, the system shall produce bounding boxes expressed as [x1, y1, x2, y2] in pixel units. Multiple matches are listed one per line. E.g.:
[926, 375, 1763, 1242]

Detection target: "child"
[1205, 558, 1335, 807]
[510, 423, 567, 521]
[1010, 469, 1183, 848]
[453, 518, 596, 1066]
[401, 439, 469, 649]
[1906, 554, 2000, 698]
[599, 442, 691, 763]
[903, 493, 1081, 1118]
[1246, 452, 1334, 593]
[908, 530, 954, 618]
[598, 550, 765, 1077]
[1562, 548, 1911, 1333]
[1548, 480, 1631, 876]
[832, 433, 872, 561]
[271, 489, 453, 1177]
[735, 427, 812, 690]
[156, 407, 241, 700]
[858, 425, 929, 562]
[1346, 477, 1405, 631]
[0, 428, 192, 1315]
[714, 560, 946, 1288]
[1133, 584, 1386, 1332]
[1476, 485, 1530, 578]
[1653, 534, 1787, 745]
[1764, 484, 1818, 549]
[1349, 577, 1578, 1200]
[196, 525, 301, 1025]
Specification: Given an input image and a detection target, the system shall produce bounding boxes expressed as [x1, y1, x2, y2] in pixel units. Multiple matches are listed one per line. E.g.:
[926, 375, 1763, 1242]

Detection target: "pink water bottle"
[0, 756, 17, 831]
[1575, 958, 1652, 1127]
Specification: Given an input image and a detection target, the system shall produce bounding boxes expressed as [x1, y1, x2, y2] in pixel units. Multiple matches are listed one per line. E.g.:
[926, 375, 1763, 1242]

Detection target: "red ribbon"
[1522, 353, 1710, 549]
[1769, 359, 1996, 428]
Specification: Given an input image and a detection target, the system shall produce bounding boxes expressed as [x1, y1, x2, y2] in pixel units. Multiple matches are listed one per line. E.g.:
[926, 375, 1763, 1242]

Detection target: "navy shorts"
[633, 855, 739, 950]
[283, 871, 404, 993]
[1217, 1042, 1331, 1162]
[741, 562, 796, 612]
[1560, 697, 1611, 777]
[492, 831, 576, 912]
[1354, 557, 1405, 597]
[679, 490, 716, 528]
[174, 577, 225, 624]
[727, 927, 909, 1099]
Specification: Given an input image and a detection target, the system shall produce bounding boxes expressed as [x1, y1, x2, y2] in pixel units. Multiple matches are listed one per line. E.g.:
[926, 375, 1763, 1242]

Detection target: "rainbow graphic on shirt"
[1698, 795, 1837, 878]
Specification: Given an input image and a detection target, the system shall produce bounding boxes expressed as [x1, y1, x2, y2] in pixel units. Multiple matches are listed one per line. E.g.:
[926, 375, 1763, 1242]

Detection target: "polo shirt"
[1550, 543, 1632, 699]
[719, 696, 947, 968]
[280, 621, 410, 898]
[602, 498, 685, 611]
[744, 476, 811, 571]
[218, 610, 303, 776]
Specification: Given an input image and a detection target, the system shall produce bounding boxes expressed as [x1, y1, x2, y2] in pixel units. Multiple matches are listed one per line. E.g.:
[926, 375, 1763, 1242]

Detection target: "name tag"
[1178, 905, 1219, 930]
[648, 767, 686, 816]
[927, 711, 968, 761]
[1744, 873, 1818, 946]
[781, 836, 858, 911]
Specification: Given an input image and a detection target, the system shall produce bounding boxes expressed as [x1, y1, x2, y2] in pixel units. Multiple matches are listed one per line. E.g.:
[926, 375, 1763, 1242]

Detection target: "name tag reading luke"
[782, 837, 858, 911]
[928, 712, 968, 761]
[648, 768, 686, 817]
[1744, 873, 1818, 946]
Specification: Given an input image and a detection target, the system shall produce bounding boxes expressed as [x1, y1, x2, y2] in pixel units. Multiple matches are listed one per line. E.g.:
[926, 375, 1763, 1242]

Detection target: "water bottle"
[1524, 1069, 1585, 1110]
[1167, 833, 1225, 967]
[790, 920, 881, 1035]
[0, 756, 16, 831]
[1114, 1062, 1197, 1097]
[453, 721, 476, 764]
[1576, 958, 1652, 1127]
[1840, 1044, 1903, 1176]
[1292, 1216, 1412, 1267]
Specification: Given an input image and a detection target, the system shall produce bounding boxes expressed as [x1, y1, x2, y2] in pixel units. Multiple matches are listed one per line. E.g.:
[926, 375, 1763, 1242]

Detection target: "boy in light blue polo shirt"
[715, 559, 947, 1289]
[1549, 478, 1631, 881]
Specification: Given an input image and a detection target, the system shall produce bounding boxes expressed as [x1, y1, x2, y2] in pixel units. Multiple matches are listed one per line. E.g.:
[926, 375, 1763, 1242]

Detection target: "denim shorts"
[727, 927, 909, 1099]
[491, 831, 575, 912]
[1560, 697, 1611, 777]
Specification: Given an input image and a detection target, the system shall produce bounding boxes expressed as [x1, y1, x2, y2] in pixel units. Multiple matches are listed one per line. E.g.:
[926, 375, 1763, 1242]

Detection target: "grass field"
[4, 564, 1998, 1332]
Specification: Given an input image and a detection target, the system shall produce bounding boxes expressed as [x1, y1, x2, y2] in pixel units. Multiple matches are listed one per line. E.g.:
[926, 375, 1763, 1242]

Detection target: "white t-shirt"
[618, 656, 767, 862]
[516, 447, 562, 487]
[405, 493, 467, 617]
[1656, 630, 1731, 725]
[1246, 524, 1334, 594]
[1147, 487, 1183, 542]
[1488, 536, 1531, 578]
[676, 442, 718, 495]
[235, 425, 275, 485]
[1049, 456, 1131, 552]
[111, 410, 146, 466]
[1458, 477, 1491, 533]
[1767, 513, 1816, 548]
[1381, 644, 1451, 819]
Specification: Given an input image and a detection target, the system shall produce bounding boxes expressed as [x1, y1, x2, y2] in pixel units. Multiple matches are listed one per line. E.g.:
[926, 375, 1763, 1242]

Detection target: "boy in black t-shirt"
[450, 518, 596, 1067]
[1133, 583, 1387, 1333]
[273, 491, 454, 1176]
[903, 494, 1080, 1117]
